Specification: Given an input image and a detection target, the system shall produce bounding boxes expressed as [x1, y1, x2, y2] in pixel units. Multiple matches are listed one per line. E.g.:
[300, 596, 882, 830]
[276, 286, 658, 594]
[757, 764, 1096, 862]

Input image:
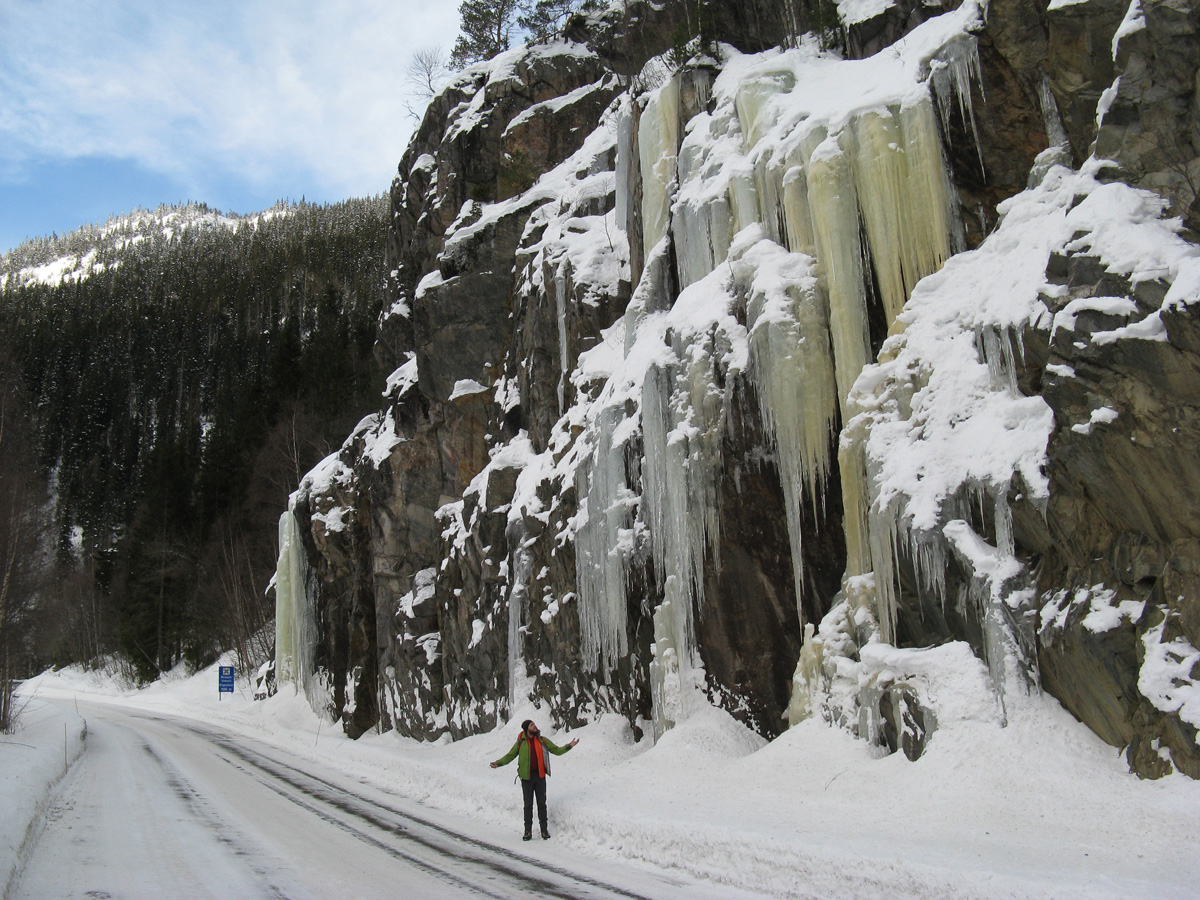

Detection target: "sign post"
[219, 665, 235, 700]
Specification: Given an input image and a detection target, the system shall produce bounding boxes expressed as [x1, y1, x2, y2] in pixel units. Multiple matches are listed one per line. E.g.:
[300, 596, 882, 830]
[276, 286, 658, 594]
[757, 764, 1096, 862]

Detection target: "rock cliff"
[273, 0, 1200, 777]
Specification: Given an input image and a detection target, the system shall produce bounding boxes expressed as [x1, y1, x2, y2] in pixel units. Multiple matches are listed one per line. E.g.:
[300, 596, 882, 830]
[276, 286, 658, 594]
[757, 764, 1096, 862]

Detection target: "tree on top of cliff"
[450, 0, 521, 68]
[404, 46, 450, 120]
[517, 0, 594, 43]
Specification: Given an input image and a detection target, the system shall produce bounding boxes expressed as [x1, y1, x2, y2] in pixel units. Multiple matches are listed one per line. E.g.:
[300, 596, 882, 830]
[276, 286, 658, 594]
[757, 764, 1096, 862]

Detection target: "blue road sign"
[219, 665, 235, 695]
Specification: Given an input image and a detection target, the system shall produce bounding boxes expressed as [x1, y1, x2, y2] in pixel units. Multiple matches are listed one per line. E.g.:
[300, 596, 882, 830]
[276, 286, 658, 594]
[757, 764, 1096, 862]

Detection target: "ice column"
[275, 504, 317, 701]
[675, 198, 733, 289]
[641, 344, 725, 736]
[735, 70, 798, 247]
[852, 101, 955, 323]
[754, 154, 789, 247]
[734, 70, 796, 147]
[615, 95, 635, 236]
[507, 518, 534, 708]
[782, 161, 817, 258]
[1037, 76, 1070, 150]
[556, 267, 570, 413]
[805, 129, 873, 416]
[639, 77, 681, 260]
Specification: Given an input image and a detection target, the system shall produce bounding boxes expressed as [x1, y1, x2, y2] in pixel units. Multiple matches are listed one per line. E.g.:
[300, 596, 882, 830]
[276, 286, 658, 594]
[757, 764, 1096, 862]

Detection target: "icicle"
[575, 403, 637, 675]
[639, 77, 681, 260]
[746, 260, 839, 615]
[810, 97, 958, 643]
[1037, 76, 1070, 150]
[930, 34, 986, 177]
[941, 513, 1034, 726]
[851, 110, 908, 323]
[899, 98, 966, 259]
[976, 325, 1023, 394]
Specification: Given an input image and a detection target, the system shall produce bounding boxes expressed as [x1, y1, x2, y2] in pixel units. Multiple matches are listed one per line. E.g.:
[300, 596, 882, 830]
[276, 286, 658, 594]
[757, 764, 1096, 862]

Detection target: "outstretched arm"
[543, 736, 580, 755]
[490, 741, 520, 768]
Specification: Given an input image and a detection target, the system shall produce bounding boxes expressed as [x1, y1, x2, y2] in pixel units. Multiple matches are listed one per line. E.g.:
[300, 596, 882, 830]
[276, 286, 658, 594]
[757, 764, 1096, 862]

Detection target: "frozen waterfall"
[275, 504, 318, 707]
[570, 19, 981, 736]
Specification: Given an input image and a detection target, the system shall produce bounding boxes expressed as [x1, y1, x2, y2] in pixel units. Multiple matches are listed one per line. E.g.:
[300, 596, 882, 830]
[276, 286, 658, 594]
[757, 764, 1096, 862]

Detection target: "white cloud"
[0, 0, 462, 200]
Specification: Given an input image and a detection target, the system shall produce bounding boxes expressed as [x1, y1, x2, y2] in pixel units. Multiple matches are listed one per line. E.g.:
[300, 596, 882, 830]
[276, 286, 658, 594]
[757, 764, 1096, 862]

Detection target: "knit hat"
[521, 719, 533, 731]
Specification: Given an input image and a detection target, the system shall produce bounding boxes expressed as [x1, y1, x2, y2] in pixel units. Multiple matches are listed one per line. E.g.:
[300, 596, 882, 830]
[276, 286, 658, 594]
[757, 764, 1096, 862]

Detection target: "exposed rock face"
[1095, 0, 1200, 230]
[1034, 248, 1200, 777]
[273, 0, 1200, 781]
[1045, 0, 1129, 163]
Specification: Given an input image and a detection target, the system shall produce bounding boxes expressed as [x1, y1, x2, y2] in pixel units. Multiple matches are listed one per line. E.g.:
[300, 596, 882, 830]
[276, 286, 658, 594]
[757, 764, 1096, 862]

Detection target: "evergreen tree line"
[0, 347, 46, 730]
[447, 0, 842, 73]
[0, 197, 390, 684]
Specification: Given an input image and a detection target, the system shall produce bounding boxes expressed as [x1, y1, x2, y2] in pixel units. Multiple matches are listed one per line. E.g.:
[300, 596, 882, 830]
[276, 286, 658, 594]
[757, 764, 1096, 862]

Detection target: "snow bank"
[1, 695, 87, 895]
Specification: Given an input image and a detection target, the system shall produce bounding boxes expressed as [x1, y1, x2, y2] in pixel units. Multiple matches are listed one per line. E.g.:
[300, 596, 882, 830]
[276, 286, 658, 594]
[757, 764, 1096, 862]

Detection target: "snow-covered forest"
[0, 199, 388, 686]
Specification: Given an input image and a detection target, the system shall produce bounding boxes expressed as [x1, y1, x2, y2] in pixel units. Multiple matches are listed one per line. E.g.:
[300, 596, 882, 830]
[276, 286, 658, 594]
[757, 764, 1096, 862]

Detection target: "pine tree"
[449, 0, 521, 68]
[516, 0, 584, 43]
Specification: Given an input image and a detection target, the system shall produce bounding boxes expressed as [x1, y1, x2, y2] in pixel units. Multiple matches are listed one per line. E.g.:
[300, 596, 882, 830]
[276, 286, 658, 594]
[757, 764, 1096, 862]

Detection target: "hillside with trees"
[0, 198, 389, 684]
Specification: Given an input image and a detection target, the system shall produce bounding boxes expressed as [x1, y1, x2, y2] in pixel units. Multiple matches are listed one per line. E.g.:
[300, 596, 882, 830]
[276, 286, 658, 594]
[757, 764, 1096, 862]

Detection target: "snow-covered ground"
[6, 661, 1199, 899]
[0, 695, 87, 894]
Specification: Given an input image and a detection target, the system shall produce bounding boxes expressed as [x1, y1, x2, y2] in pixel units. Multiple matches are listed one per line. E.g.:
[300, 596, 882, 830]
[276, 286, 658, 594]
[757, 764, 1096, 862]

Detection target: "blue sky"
[0, 0, 462, 253]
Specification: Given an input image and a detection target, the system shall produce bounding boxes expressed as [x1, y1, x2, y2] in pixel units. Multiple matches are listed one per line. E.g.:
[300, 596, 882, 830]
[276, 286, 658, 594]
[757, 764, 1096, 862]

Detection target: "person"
[490, 719, 579, 840]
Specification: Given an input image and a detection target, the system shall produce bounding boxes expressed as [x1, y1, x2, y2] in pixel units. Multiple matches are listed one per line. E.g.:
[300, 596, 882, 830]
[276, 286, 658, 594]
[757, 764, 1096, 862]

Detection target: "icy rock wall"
[271, 0, 1200, 773]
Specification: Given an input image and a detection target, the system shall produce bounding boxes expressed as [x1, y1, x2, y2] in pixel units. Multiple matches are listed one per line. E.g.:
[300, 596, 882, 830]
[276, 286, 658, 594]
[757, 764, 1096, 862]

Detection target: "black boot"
[523, 830, 532, 841]
[540, 827, 551, 839]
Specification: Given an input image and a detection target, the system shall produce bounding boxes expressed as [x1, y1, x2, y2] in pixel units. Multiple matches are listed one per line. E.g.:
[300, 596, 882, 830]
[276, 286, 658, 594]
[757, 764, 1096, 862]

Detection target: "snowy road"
[13, 701, 746, 900]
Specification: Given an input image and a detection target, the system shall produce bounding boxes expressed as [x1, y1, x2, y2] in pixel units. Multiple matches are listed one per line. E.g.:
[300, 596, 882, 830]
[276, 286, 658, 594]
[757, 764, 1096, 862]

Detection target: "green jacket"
[493, 732, 572, 779]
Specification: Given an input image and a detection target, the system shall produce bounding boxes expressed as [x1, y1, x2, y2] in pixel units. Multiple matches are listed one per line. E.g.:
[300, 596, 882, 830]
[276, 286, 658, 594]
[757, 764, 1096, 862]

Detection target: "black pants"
[521, 775, 547, 833]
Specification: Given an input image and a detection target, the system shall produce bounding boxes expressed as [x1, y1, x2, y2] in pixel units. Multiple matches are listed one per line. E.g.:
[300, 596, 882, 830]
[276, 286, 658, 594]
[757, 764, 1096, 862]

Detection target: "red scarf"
[529, 734, 547, 777]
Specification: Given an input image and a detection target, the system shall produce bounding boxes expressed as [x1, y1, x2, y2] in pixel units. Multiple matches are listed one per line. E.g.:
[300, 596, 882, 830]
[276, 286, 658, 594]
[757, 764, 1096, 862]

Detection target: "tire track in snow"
[138, 739, 294, 899]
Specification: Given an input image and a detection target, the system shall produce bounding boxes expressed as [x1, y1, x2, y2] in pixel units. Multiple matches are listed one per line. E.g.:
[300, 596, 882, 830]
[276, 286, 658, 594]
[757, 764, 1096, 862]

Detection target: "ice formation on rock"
[593, 16, 975, 731]
[275, 504, 318, 706]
